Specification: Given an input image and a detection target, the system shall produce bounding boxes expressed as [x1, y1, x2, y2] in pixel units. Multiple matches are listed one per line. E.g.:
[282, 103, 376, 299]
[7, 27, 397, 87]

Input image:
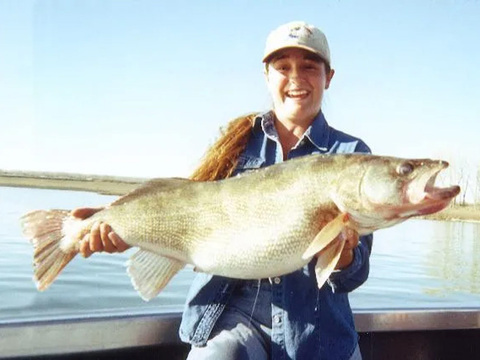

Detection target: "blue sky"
[1, 0, 479, 190]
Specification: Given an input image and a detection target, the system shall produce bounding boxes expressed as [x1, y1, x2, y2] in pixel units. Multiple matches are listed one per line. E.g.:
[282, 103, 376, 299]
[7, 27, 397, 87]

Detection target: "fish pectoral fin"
[302, 213, 349, 260]
[314, 236, 346, 289]
[127, 250, 184, 301]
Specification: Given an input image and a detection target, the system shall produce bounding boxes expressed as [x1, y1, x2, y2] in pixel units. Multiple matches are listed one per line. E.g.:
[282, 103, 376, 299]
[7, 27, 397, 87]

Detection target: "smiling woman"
[73, 20, 373, 360]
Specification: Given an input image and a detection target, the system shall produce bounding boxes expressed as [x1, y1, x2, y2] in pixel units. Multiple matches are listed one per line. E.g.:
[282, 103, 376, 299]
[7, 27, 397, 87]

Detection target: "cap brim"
[262, 45, 327, 64]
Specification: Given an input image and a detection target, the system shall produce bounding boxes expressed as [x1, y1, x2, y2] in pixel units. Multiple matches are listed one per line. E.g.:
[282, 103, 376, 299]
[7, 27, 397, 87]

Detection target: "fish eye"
[397, 162, 414, 176]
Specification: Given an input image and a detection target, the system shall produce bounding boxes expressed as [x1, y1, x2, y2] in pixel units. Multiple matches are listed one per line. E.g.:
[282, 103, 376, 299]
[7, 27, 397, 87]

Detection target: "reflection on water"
[1, 186, 479, 323]
[329, 219, 480, 309]
[427, 221, 480, 295]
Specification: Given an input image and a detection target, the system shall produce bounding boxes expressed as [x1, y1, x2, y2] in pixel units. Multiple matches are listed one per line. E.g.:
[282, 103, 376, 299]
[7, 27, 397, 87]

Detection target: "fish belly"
[187, 222, 317, 279]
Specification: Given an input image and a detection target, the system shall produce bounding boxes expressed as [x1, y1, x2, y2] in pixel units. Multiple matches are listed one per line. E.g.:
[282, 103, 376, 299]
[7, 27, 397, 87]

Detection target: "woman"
[74, 21, 372, 360]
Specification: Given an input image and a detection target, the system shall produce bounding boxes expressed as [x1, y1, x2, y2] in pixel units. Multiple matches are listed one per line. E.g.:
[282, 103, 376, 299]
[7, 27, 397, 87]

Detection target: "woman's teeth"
[286, 90, 308, 98]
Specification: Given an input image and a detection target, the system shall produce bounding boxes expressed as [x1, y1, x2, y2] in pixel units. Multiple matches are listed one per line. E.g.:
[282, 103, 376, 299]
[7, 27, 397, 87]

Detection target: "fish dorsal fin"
[127, 250, 185, 301]
[302, 213, 349, 260]
[314, 237, 346, 289]
[111, 178, 190, 206]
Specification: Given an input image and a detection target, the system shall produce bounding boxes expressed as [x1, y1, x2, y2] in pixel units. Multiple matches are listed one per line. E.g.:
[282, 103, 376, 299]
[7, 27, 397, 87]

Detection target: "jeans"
[186, 279, 362, 360]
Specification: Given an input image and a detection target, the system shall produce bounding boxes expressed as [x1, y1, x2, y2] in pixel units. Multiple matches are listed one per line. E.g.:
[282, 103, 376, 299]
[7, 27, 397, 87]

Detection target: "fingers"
[78, 221, 107, 258]
[89, 221, 104, 252]
[71, 207, 103, 220]
[78, 221, 130, 258]
[315, 212, 360, 270]
[79, 233, 94, 258]
[100, 223, 116, 253]
[108, 232, 131, 252]
[342, 228, 359, 250]
[334, 228, 359, 269]
[100, 223, 131, 253]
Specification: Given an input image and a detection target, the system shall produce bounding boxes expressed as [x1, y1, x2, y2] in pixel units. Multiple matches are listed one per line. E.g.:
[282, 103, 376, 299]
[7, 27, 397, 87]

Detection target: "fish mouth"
[417, 184, 460, 215]
[403, 160, 460, 217]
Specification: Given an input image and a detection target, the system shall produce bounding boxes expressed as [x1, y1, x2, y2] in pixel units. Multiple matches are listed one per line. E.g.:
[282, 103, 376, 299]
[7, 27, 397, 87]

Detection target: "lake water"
[1, 186, 479, 324]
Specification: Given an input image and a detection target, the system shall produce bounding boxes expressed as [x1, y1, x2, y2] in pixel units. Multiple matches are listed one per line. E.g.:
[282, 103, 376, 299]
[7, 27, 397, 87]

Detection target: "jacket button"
[273, 277, 281, 284]
[273, 315, 282, 324]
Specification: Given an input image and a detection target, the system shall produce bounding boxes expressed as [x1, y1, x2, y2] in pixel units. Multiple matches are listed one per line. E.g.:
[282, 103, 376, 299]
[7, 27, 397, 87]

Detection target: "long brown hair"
[190, 113, 258, 182]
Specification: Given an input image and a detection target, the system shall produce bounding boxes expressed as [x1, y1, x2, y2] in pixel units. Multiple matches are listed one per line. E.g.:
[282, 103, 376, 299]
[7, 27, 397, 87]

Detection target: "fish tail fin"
[21, 210, 78, 291]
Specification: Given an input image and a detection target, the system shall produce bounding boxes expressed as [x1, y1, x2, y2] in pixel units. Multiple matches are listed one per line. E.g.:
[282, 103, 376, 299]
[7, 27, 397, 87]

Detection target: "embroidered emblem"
[288, 24, 313, 39]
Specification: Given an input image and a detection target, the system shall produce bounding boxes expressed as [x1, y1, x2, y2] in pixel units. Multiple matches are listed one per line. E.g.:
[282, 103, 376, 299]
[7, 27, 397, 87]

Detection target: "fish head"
[334, 156, 461, 232]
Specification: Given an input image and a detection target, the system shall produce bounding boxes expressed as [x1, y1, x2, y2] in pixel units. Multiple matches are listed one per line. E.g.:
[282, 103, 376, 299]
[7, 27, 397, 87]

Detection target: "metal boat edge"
[1, 309, 480, 358]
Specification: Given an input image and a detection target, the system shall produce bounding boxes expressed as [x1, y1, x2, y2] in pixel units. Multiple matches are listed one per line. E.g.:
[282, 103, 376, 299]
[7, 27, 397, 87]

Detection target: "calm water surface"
[1, 186, 479, 323]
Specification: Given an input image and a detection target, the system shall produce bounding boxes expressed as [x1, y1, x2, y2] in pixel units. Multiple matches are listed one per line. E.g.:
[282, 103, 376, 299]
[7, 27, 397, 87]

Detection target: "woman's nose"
[288, 65, 303, 81]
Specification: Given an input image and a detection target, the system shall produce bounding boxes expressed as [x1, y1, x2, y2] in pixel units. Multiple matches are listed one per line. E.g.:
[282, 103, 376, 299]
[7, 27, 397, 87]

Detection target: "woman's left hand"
[334, 228, 359, 270]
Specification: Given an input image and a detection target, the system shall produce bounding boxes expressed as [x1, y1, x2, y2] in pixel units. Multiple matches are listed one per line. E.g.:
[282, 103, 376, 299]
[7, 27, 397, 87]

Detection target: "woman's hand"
[71, 207, 131, 258]
[334, 228, 359, 270]
[315, 216, 359, 270]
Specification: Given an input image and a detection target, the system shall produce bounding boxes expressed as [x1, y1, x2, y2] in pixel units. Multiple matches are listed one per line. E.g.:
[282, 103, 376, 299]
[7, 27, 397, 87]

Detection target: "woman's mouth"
[286, 89, 309, 99]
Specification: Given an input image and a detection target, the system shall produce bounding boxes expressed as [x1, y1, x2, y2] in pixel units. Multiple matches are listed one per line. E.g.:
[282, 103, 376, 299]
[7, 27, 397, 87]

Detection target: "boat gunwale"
[1, 309, 480, 358]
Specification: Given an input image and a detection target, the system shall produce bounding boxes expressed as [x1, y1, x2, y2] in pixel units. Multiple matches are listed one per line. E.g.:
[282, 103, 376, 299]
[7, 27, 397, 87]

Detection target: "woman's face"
[265, 48, 334, 124]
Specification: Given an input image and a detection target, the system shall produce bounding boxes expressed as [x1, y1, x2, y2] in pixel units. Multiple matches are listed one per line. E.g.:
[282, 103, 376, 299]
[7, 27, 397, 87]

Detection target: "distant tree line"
[450, 162, 480, 207]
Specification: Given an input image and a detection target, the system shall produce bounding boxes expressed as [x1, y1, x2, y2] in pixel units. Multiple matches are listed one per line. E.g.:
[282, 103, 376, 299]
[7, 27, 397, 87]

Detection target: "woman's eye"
[303, 63, 319, 71]
[397, 162, 414, 176]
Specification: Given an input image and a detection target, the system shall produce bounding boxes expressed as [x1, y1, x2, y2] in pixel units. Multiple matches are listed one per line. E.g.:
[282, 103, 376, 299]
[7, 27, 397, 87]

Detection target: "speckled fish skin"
[83, 160, 335, 279]
[21, 153, 460, 299]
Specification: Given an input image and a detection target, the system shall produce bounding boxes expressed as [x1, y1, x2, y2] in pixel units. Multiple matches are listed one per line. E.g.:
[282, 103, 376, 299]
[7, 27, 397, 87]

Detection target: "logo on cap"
[288, 24, 313, 39]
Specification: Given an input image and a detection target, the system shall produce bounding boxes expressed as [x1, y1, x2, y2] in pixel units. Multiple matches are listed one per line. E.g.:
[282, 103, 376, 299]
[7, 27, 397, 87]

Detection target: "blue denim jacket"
[179, 111, 373, 360]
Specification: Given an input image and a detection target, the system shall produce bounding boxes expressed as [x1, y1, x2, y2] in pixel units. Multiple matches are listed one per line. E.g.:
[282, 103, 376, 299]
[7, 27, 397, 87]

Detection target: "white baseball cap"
[262, 21, 331, 66]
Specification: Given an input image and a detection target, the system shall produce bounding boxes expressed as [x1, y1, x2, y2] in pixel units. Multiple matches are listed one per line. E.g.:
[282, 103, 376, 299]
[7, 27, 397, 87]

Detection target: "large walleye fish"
[21, 154, 460, 300]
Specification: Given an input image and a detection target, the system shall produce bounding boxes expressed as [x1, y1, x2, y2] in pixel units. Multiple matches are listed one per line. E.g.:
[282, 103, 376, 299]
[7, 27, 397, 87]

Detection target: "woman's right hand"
[71, 207, 131, 258]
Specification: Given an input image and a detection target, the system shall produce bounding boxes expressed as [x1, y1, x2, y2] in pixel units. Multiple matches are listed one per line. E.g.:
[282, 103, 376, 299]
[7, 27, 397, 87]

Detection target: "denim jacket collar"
[253, 110, 330, 152]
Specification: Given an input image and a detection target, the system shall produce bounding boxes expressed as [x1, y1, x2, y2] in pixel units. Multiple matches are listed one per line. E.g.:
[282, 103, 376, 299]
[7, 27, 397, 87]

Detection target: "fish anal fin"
[302, 213, 349, 260]
[127, 250, 184, 301]
[314, 237, 346, 289]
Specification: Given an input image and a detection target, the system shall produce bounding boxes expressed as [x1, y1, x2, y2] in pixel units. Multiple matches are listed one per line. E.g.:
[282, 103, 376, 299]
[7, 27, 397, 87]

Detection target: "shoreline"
[423, 204, 480, 223]
[0, 170, 144, 196]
